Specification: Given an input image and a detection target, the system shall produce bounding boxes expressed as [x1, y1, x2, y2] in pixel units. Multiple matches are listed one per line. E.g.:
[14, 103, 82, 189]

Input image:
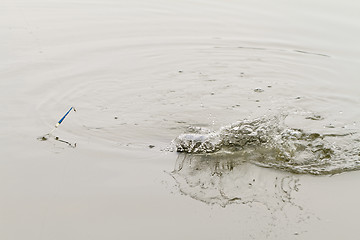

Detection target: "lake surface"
[1, 0, 360, 239]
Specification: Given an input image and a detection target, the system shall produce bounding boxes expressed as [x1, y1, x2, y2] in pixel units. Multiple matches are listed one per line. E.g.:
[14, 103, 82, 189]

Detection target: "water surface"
[1, 0, 360, 239]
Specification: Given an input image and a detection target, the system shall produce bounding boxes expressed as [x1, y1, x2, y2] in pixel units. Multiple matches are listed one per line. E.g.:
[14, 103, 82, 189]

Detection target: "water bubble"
[254, 88, 264, 93]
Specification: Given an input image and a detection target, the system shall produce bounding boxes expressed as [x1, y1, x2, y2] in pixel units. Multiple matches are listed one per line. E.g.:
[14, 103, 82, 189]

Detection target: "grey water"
[1, 0, 360, 239]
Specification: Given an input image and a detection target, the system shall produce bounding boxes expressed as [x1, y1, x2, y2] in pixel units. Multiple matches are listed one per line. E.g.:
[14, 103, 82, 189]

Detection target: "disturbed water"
[171, 113, 360, 207]
[173, 114, 360, 175]
[2, 0, 360, 239]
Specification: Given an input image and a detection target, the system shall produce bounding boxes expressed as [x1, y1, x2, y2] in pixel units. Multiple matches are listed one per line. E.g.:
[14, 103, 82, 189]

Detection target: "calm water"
[1, 0, 360, 239]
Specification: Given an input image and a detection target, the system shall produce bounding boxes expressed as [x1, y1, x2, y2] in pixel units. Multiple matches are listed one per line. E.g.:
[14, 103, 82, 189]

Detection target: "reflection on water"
[170, 149, 319, 237]
[171, 153, 302, 209]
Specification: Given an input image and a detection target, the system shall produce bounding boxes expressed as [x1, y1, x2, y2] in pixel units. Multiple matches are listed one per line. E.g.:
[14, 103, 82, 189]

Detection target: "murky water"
[1, 0, 360, 239]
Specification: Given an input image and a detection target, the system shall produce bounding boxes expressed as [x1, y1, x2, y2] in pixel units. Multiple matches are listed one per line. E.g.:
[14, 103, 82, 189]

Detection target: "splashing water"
[173, 115, 360, 175]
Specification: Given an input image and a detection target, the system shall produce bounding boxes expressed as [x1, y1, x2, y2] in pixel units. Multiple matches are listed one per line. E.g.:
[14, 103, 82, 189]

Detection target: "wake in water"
[173, 115, 360, 175]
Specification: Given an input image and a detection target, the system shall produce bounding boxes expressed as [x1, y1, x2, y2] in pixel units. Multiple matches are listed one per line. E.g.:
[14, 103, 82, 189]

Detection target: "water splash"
[173, 115, 360, 175]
